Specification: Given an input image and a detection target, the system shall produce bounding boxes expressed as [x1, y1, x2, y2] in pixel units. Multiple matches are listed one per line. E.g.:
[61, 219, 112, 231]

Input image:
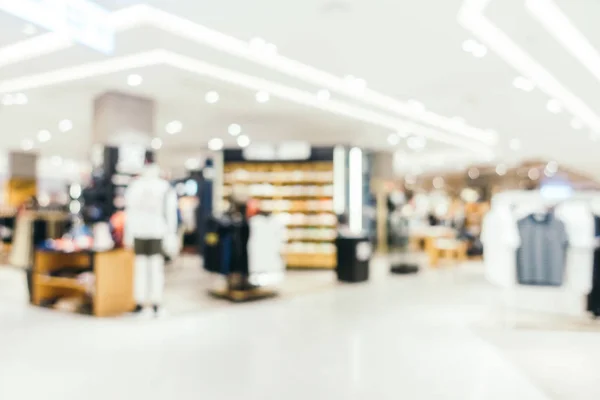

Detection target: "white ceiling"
[0, 0, 599, 178]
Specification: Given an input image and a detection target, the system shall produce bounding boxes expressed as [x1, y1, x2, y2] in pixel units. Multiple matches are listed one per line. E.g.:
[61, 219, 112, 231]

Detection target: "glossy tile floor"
[1, 258, 599, 400]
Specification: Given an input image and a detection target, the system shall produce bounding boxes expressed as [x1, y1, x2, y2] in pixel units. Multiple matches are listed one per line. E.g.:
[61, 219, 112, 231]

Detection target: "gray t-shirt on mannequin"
[516, 213, 569, 286]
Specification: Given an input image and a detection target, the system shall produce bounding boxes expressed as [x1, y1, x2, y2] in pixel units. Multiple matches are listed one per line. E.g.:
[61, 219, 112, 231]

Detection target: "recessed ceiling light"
[496, 164, 507, 176]
[237, 134, 251, 148]
[21, 139, 34, 151]
[570, 118, 583, 130]
[127, 74, 143, 87]
[151, 137, 162, 150]
[14, 93, 28, 105]
[208, 137, 224, 151]
[228, 123, 242, 136]
[546, 98, 562, 113]
[468, 167, 480, 179]
[407, 135, 427, 151]
[37, 129, 51, 143]
[509, 138, 522, 151]
[513, 76, 535, 92]
[165, 120, 183, 134]
[387, 133, 400, 146]
[205, 91, 219, 104]
[256, 91, 270, 103]
[58, 119, 73, 132]
[528, 168, 540, 180]
[22, 24, 37, 36]
[316, 89, 331, 101]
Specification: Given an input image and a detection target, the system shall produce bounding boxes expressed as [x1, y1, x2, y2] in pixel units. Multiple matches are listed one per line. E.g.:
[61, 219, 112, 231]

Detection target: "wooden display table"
[32, 249, 135, 317]
[428, 239, 468, 267]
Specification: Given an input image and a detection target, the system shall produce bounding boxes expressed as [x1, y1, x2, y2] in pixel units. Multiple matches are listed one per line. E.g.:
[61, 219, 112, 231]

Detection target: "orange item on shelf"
[247, 198, 261, 218]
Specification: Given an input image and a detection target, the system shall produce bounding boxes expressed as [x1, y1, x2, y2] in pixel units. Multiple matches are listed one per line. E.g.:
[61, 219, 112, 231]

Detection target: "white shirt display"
[247, 214, 286, 286]
[484, 191, 600, 317]
[124, 164, 178, 244]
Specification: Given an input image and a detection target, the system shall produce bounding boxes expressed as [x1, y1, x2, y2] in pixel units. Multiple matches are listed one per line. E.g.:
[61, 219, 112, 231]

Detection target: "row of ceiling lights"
[463, 36, 593, 146]
[126, 73, 271, 104]
[21, 118, 73, 151]
[428, 161, 559, 189]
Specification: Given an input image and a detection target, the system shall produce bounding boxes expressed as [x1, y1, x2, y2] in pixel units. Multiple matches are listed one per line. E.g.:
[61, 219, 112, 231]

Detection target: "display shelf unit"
[222, 150, 338, 269]
[32, 249, 135, 317]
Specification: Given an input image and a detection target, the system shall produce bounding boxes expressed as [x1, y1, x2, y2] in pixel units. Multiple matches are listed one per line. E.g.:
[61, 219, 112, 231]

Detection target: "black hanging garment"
[587, 216, 600, 316]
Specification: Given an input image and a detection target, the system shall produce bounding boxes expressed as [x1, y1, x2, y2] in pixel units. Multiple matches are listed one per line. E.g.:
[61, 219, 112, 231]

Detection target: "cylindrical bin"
[335, 235, 372, 283]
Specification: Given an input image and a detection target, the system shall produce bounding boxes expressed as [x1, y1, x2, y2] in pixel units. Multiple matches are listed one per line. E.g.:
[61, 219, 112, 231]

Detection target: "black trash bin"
[336, 235, 371, 283]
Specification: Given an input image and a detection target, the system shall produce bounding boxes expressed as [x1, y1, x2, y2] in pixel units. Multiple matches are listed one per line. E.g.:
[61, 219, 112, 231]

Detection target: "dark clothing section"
[587, 216, 600, 316]
[203, 216, 249, 276]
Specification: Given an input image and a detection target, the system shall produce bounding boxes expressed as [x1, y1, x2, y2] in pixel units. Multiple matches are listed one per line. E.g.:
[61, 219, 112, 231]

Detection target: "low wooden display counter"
[32, 249, 135, 317]
[428, 239, 468, 267]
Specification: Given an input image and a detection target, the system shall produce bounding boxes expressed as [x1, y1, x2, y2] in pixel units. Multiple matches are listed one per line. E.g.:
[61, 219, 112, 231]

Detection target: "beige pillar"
[93, 91, 155, 144]
[5, 152, 37, 207]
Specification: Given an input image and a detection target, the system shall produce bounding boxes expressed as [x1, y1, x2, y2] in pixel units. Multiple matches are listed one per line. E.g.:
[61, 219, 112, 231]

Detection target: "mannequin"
[124, 163, 178, 315]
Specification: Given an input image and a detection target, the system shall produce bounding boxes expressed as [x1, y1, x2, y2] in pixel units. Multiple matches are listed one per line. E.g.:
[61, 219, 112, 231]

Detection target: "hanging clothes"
[587, 216, 600, 316]
[516, 212, 569, 286]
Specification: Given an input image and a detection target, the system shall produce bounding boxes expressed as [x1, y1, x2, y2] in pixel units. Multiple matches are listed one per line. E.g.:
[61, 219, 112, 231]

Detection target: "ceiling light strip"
[0, 50, 165, 92]
[0, 48, 490, 153]
[0, 4, 494, 146]
[164, 52, 491, 153]
[459, 0, 600, 132]
[526, 0, 600, 89]
[144, 7, 496, 145]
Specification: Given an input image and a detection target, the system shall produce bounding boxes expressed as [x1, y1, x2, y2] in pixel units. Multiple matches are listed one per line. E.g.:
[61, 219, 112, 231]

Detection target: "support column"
[92, 92, 155, 217]
[4, 152, 37, 207]
[93, 91, 155, 145]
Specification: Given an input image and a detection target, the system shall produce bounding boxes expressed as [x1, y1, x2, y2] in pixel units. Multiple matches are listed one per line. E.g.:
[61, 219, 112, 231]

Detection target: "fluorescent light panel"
[526, 0, 600, 91]
[458, 0, 600, 133]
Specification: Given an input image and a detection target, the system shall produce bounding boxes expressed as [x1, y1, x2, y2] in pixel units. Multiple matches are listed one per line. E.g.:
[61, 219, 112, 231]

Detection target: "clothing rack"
[203, 215, 277, 302]
[485, 189, 600, 320]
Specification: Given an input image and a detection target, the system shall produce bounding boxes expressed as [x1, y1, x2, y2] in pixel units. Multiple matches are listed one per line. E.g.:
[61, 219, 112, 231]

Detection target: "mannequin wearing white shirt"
[125, 163, 178, 315]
